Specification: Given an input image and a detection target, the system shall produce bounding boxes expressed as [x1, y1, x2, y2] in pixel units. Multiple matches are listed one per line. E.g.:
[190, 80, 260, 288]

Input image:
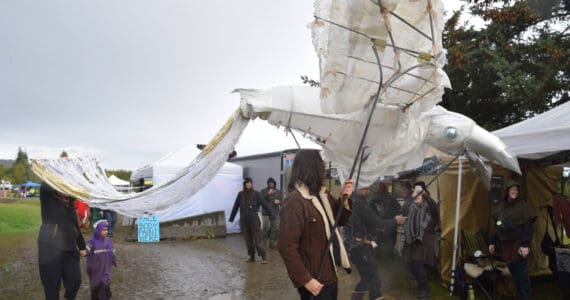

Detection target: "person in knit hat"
[86, 219, 117, 300]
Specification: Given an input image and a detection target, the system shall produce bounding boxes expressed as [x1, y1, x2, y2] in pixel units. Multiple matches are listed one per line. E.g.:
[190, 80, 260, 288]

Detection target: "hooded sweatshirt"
[86, 220, 116, 288]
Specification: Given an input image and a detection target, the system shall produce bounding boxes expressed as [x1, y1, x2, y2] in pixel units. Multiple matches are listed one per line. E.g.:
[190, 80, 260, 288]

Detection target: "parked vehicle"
[0, 180, 12, 190]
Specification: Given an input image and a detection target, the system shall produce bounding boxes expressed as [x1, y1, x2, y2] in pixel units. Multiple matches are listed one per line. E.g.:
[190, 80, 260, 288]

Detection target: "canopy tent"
[107, 175, 130, 186]
[131, 143, 243, 233]
[494, 101, 570, 161]
[20, 181, 41, 188]
[423, 160, 560, 284]
[433, 102, 570, 285]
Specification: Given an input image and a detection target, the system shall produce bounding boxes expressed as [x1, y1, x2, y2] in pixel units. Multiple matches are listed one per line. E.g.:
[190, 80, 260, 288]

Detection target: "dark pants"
[298, 284, 338, 300]
[407, 260, 430, 298]
[240, 213, 266, 259]
[104, 211, 117, 236]
[350, 245, 382, 299]
[262, 214, 279, 248]
[508, 258, 532, 300]
[38, 242, 82, 300]
[91, 283, 112, 300]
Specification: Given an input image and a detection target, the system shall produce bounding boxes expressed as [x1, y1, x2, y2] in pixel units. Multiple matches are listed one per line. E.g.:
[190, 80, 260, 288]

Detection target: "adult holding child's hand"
[37, 182, 87, 300]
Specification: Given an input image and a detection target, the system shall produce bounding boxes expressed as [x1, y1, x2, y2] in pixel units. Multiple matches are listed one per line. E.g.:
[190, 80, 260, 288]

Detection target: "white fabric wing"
[312, 0, 450, 114]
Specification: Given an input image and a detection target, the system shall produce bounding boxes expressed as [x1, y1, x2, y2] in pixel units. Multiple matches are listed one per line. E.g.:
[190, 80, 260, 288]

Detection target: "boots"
[351, 291, 366, 300]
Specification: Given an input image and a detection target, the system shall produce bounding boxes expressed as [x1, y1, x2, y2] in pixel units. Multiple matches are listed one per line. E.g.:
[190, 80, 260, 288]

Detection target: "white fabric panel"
[312, 0, 450, 114]
[494, 101, 570, 159]
[236, 86, 519, 186]
[32, 113, 250, 218]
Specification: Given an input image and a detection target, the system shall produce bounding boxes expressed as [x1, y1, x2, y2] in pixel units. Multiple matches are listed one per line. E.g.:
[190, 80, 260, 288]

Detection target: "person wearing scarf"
[402, 183, 439, 300]
[37, 182, 87, 300]
[489, 180, 536, 300]
[86, 219, 116, 300]
[278, 149, 353, 300]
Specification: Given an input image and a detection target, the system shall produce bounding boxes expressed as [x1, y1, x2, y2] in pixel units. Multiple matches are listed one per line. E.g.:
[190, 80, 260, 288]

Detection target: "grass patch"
[0, 199, 41, 235]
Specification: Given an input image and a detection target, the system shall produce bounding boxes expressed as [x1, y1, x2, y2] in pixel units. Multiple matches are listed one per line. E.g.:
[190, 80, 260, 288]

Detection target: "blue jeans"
[104, 210, 117, 235]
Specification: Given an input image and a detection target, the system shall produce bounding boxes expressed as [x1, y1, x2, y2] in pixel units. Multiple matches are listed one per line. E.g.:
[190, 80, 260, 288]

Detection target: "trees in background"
[442, 0, 569, 130]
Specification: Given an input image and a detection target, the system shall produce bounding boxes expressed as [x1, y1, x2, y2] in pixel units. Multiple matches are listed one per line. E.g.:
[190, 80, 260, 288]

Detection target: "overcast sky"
[0, 0, 465, 171]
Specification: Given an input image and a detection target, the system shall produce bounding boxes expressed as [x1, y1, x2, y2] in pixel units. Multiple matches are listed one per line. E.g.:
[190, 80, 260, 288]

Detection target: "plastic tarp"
[312, 0, 450, 114]
[494, 101, 570, 160]
[31, 111, 249, 218]
[237, 86, 519, 186]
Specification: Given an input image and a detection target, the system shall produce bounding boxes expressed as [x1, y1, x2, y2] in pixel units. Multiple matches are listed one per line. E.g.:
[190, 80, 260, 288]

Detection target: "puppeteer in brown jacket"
[278, 184, 352, 288]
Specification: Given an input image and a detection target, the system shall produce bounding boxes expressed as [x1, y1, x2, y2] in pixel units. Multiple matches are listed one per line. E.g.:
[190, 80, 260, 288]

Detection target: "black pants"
[298, 284, 338, 300]
[407, 260, 430, 298]
[91, 283, 112, 300]
[240, 214, 266, 259]
[350, 244, 382, 299]
[508, 258, 532, 300]
[38, 242, 81, 300]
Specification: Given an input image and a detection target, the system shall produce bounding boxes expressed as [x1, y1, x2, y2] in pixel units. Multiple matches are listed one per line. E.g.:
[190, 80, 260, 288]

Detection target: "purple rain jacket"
[86, 220, 116, 288]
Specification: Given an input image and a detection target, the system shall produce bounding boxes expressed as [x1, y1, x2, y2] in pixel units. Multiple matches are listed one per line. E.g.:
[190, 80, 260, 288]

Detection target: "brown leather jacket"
[278, 185, 352, 288]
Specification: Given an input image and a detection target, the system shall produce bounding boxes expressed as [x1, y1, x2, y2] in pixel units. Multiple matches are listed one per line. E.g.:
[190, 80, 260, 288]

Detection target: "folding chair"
[460, 230, 510, 300]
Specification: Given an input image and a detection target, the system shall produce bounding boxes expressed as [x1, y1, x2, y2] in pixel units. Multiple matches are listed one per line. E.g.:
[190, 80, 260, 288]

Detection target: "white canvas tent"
[494, 101, 570, 160]
[108, 175, 130, 186]
[131, 144, 243, 234]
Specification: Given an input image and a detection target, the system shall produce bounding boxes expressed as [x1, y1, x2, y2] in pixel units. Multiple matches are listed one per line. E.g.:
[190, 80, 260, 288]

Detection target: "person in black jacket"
[489, 180, 536, 300]
[369, 181, 401, 257]
[230, 177, 275, 264]
[37, 182, 87, 300]
[344, 187, 406, 300]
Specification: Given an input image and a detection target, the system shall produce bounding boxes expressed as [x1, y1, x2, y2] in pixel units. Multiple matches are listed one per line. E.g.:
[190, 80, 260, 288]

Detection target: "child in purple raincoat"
[86, 219, 116, 300]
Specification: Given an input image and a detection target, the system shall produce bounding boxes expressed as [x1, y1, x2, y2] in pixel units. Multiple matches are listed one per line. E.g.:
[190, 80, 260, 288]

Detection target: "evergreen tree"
[443, 1, 569, 130]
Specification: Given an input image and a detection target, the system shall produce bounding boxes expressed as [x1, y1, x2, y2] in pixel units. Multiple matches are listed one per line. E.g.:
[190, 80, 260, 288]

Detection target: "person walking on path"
[230, 177, 275, 264]
[86, 219, 117, 300]
[261, 177, 282, 248]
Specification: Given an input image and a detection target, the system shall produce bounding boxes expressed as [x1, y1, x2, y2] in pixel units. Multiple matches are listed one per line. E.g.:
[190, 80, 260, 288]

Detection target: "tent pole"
[450, 154, 464, 296]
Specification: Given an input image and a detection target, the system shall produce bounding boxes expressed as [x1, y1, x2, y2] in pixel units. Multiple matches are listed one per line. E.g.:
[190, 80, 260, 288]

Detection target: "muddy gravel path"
[0, 228, 422, 299]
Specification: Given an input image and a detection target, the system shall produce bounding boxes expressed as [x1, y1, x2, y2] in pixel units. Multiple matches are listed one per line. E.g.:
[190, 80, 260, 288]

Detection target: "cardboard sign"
[137, 215, 160, 242]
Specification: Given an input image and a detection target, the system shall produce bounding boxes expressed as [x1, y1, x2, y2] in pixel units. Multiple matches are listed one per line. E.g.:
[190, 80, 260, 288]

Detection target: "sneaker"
[245, 256, 255, 262]
[261, 257, 268, 264]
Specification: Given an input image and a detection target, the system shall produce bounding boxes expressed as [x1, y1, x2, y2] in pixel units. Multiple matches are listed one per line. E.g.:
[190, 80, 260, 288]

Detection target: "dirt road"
[0, 228, 424, 299]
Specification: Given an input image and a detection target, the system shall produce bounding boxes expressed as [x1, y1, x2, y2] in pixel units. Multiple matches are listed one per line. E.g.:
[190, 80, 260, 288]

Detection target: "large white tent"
[494, 101, 570, 160]
[108, 175, 130, 186]
[131, 143, 243, 233]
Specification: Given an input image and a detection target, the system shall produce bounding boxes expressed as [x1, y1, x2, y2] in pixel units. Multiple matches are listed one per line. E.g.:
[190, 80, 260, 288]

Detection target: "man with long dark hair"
[278, 149, 354, 300]
[229, 177, 274, 264]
